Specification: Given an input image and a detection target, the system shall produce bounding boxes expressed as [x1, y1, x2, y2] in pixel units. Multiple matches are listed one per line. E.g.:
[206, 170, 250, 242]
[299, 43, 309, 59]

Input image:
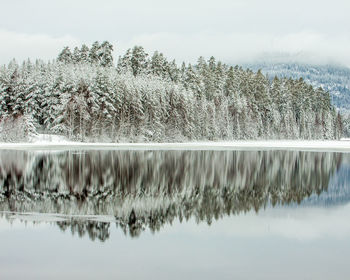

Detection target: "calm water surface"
[0, 149, 350, 279]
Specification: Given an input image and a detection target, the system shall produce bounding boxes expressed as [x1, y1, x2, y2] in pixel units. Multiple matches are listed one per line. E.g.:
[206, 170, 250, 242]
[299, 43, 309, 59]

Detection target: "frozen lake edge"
[1, 140, 350, 152]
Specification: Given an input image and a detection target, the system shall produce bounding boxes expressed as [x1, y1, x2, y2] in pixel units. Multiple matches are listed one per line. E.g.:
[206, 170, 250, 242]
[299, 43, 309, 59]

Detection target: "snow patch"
[29, 134, 73, 144]
[1, 136, 350, 152]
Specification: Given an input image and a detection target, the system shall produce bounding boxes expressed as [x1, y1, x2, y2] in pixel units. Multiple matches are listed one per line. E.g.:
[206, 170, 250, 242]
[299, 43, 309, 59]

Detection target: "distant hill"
[245, 63, 350, 111]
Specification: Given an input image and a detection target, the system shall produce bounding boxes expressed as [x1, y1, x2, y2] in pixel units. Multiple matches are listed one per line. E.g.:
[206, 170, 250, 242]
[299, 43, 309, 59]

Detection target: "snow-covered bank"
[29, 133, 73, 144]
[0, 135, 350, 152]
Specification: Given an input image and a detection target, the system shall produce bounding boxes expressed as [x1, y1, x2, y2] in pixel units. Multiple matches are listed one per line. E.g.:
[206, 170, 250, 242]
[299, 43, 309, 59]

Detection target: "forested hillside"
[246, 63, 350, 111]
[0, 42, 342, 142]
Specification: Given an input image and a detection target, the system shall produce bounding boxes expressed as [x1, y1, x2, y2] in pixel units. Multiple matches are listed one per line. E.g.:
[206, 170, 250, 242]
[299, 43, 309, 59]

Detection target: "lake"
[0, 149, 350, 279]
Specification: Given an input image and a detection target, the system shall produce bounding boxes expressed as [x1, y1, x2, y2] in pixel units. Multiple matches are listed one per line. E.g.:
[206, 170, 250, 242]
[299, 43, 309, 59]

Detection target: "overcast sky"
[1, 0, 349, 66]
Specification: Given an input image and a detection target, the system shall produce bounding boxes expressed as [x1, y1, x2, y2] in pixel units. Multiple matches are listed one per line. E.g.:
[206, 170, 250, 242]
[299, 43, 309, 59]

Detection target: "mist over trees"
[247, 63, 350, 111]
[0, 41, 343, 142]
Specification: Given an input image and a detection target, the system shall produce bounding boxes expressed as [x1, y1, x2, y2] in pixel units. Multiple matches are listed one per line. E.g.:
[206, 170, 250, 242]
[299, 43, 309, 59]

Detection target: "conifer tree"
[98, 41, 114, 67]
[72, 47, 81, 64]
[57, 47, 73, 64]
[80, 44, 90, 64]
[130, 46, 149, 76]
[89, 41, 100, 65]
[117, 49, 133, 74]
[150, 51, 169, 79]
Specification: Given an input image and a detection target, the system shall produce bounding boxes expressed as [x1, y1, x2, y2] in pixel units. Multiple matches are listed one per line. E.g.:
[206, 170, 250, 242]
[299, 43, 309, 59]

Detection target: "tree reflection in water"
[0, 150, 343, 240]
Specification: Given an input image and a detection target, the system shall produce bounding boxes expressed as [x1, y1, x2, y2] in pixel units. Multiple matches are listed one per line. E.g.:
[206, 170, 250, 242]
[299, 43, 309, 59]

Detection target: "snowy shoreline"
[1, 138, 350, 152]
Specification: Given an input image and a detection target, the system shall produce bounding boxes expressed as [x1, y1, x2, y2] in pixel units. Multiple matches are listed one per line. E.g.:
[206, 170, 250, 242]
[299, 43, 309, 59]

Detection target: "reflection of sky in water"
[0, 149, 350, 279]
[1, 204, 350, 280]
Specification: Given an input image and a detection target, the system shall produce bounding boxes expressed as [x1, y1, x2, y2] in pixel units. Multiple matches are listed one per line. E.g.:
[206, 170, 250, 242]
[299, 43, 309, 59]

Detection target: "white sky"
[0, 0, 349, 66]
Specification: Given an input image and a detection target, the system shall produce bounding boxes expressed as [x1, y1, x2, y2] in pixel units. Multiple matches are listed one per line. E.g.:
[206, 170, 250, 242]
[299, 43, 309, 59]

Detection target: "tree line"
[0, 41, 343, 142]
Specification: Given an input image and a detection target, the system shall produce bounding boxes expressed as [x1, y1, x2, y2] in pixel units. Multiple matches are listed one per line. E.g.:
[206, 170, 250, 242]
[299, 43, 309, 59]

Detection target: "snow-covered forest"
[247, 63, 350, 111]
[0, 149, 342, 239]
[0, 41, 343, 142]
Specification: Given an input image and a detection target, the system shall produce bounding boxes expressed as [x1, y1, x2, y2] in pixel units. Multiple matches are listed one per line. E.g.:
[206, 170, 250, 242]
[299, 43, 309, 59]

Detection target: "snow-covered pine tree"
[98, 41, 114, 67]
[80, 44, 90, 64]
[89, 70, 116, 140]
[167, 59, 180, 83]
[72, 47, 81, 64]
[184, 64, 202, 99]
[150, 51, 170, 80]
[130, 46, 149, 77]
[57, 47, 73, 64]
[89, 41, 100, 65]
[117, 49, 133, 74]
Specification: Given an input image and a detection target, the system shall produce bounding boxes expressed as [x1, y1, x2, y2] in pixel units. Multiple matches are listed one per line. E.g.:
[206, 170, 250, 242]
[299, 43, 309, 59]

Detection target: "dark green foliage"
[57, 47, 73, 64]
[57, 41, 114, 67]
